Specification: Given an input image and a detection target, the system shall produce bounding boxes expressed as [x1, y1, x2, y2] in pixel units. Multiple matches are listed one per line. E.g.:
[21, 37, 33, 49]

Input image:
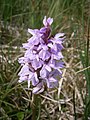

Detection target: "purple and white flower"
[18, 16, 65, 94]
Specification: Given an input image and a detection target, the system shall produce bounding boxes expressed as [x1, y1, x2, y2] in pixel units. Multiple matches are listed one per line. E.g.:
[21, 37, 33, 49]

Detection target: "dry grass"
[0, 44, 86, 119]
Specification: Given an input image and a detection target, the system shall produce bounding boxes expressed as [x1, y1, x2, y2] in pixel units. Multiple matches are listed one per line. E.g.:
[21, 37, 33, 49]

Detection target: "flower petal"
[43, 16, 53, 26]
[55, 33, 65, 39]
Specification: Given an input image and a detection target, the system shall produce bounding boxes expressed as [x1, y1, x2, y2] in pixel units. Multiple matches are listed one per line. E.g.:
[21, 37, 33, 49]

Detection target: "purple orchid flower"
[18, 16, 65, 94]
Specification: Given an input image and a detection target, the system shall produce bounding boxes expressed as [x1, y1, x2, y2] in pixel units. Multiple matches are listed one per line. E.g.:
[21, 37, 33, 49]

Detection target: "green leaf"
[17, 112, 24, 120]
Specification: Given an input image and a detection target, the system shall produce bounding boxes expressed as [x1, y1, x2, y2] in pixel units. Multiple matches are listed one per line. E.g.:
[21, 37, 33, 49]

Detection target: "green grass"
[0, 0, 90, 119]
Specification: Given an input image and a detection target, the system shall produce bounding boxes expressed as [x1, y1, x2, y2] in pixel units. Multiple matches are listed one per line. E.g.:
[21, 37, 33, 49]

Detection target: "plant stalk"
[32, 94, 41, 120]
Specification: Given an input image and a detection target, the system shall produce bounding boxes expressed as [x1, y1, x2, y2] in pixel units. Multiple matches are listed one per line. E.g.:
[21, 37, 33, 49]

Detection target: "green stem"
[32, 94, 41, 120]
